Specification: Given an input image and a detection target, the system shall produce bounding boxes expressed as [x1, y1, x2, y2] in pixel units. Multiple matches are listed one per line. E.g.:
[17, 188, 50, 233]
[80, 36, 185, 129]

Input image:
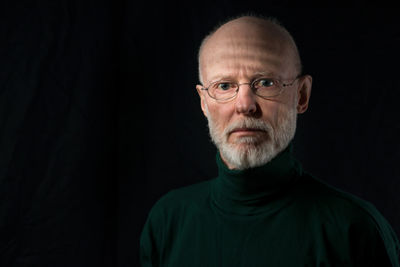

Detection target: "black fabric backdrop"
[1, 1, 399, 267]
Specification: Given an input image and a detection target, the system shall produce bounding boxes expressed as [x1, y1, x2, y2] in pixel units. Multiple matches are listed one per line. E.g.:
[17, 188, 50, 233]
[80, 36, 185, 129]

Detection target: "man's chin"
[229, 137, 269, 148]
[229, 131, 268, 142]
[219, 142, 276, 170]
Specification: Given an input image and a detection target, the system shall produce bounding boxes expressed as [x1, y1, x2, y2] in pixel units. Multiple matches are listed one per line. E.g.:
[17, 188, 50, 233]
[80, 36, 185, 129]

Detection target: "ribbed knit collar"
[211, 144, 302, 216]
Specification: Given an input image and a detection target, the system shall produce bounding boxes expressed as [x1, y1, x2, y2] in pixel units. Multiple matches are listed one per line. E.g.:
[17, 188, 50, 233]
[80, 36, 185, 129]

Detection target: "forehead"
[204, 41, 288, 81]
[200, 20, 297, 83]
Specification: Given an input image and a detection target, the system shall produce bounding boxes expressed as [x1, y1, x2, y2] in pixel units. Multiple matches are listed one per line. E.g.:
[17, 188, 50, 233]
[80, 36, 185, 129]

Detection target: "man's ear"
[196, 84, 208, 117]
[296, 75, 312, 114]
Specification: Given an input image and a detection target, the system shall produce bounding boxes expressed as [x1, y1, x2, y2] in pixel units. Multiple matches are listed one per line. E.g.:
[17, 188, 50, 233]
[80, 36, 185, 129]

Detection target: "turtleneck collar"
[211, 143, 302, 216]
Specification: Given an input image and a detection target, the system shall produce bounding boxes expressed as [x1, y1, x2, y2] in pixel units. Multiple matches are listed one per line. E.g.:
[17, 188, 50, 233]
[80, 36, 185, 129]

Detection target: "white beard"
[205, 104, 297, 170]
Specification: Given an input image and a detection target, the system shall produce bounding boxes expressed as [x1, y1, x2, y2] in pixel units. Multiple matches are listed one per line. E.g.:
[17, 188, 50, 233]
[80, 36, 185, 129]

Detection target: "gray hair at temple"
[197, 14, 303, 84]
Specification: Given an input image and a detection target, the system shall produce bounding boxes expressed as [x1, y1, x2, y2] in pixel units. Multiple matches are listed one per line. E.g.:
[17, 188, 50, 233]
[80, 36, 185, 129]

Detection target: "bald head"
[198, 16, 302, 84]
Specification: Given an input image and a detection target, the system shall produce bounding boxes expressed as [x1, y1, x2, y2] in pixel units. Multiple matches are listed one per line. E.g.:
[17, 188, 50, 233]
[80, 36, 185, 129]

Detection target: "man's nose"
[235, 84, 257, 115]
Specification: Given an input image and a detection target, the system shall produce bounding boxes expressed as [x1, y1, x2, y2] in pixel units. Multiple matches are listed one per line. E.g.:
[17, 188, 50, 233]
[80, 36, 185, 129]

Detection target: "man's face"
[196, 19, 311, 170]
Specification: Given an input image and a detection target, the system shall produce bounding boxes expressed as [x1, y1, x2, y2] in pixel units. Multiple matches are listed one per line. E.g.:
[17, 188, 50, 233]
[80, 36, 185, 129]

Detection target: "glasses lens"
[209, 81, 238, 100]
[253, 78, 282, 97]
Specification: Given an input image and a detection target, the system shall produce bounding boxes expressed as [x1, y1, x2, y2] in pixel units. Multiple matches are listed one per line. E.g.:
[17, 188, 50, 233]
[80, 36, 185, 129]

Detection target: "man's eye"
[256, 79, 275, 87]
[217, 83, 234, 91]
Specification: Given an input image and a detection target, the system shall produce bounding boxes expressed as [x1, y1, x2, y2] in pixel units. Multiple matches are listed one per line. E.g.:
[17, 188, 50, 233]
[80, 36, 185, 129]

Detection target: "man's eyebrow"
[207, 75, 235, 84]
[252, 71, 275, 77]
[206, 71, 277, 84]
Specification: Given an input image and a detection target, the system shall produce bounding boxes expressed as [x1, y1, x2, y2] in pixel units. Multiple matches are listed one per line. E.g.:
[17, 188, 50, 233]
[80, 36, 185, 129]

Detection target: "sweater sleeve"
[140, 205, 163, 267]
[348, 208, 400, 267]
[140, 222, 156, 267]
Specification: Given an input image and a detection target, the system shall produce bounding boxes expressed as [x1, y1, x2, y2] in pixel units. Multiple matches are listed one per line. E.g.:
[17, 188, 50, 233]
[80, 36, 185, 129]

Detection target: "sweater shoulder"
[297, 173, 399, 240]
[299, 173, 383, 219]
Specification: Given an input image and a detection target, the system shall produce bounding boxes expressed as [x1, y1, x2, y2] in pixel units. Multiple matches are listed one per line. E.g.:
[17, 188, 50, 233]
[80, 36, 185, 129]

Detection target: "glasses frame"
[200, 75, 302, 101]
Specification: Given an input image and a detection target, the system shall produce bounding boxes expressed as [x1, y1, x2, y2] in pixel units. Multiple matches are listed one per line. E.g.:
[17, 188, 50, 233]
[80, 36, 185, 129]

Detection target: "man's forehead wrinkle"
[226, 40, 284, 54]
[203, 37, 287, 61]
[211, 33, 284, 52]
[205, 54, 282, 70]
[204, 56, 283, 84]
[202, 42, 285, 77]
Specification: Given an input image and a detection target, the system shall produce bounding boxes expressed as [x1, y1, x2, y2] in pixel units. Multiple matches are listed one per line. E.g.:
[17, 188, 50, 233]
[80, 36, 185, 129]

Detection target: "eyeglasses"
[200, 76, 301, 101]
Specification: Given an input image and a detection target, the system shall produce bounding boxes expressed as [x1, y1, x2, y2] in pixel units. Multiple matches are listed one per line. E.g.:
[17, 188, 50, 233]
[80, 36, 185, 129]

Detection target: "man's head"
[196, 15, 312, 170]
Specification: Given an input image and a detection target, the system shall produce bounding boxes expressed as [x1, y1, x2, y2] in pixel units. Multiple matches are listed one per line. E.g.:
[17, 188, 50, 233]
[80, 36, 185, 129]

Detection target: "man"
[140, 15, 400, 266]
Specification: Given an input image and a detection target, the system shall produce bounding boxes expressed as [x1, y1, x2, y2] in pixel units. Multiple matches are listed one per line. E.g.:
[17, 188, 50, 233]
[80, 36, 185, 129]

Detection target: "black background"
[1, 1, 399, 266]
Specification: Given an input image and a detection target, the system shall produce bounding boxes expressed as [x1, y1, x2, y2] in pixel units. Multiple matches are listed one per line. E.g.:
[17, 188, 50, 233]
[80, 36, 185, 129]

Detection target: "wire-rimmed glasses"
[200, 76, 301, 101]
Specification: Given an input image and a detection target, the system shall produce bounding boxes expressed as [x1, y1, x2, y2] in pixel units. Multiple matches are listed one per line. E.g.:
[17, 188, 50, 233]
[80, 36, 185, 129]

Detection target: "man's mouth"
[230, 128, 266, 134]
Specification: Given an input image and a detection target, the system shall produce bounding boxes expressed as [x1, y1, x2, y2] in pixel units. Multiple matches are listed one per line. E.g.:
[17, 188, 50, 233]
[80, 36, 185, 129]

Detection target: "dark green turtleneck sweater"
[140, 145, 400, 266]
